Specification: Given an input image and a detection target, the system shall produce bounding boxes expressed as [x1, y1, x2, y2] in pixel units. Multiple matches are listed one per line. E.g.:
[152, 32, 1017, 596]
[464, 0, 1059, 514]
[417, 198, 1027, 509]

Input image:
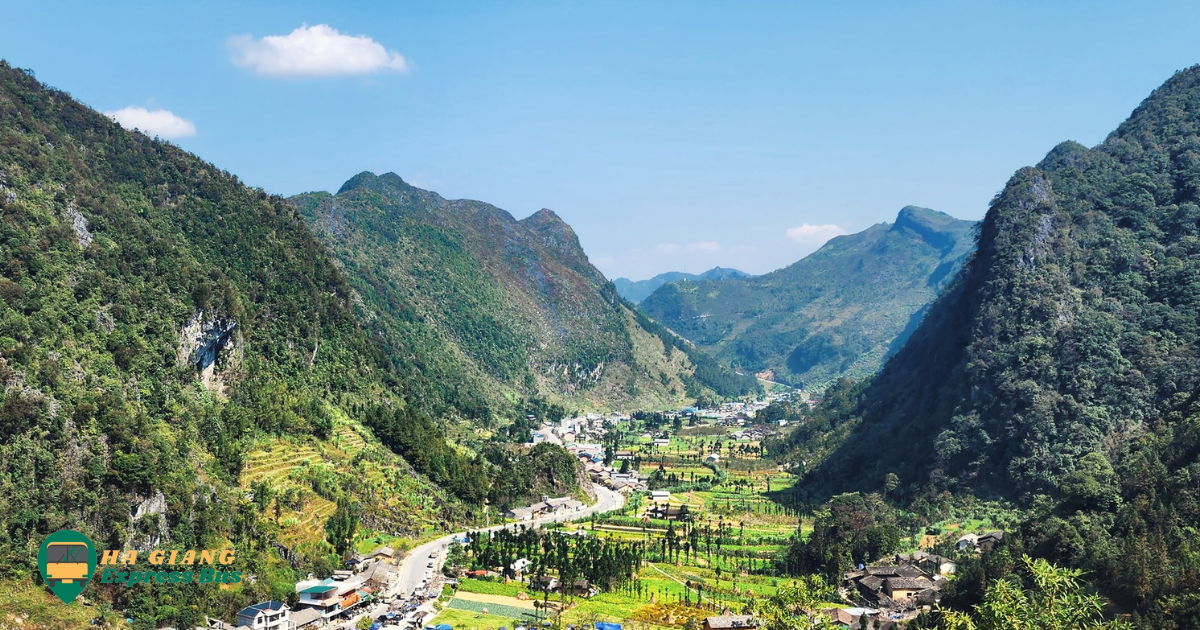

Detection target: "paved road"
[396, 484, 625, 598]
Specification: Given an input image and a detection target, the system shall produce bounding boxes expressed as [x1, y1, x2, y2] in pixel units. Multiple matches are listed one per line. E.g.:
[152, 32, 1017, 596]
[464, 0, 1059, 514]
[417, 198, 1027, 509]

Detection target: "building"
[650, 490, 670, 502]
[289, 608, 322, 629]
[235, 602, 290, 630]
[506, 506, 536, 521]
[703, 615, 759, 630]
[895, 551, 956, 576]
[296, 574, 370, 621]
[884, 577, 933, 601]
[531, 575, 560, 592]
[956, 531, 1004, 553]
[845, 564, 939, 609]
[653, 438, 670, 448]
[365, 560, 397, 591]
[297, 583, 341, 619]
[364, 545, 394, 561]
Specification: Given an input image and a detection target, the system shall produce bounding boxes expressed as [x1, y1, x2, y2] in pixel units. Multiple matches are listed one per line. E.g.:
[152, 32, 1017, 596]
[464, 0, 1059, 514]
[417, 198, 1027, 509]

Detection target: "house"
[235, 601, 289, 630]
[365, 560, 396, 590]
[653, 438, 670, 448]
[564, 578, 596, 598]
[506, 507, 536, 521]
[885, 577, 933, 601]
[705, 453, 720, 463]
[703, 615, 758, 630]
[364, 545, 394, 561]
[289, 608, 322, 629]
[646, 504, 692, 521]
[845, 565, 939, 609]
[297, 583, 341, 619]
[956, 530, 1004, 553]
[822, 608, 893, 629]
[531, 575, 560, 592]
[296, 574, 369, 620]
[895, 551, 956, 576]
[511, 558, 532, 574]
[650, 490, 670, 502]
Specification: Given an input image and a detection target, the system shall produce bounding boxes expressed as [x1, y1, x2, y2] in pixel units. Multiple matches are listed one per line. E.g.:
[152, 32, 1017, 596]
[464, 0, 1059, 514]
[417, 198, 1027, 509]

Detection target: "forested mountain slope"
[291, 173, 759, 414]
[639, 207, 975, 390]
[782, 66, 1200, 628]
[613, 266, 753, 303]
[0, 62, 482, 624]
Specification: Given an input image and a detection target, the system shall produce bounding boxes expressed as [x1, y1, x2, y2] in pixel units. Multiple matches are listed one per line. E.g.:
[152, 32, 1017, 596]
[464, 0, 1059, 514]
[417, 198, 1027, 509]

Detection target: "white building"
[236, 601, 289, 630]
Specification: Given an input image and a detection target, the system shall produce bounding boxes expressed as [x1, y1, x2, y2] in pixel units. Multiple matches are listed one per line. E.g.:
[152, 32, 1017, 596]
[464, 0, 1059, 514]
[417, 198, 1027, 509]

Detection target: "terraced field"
[238, 416, 467, 549]
[242, 442, 323, 486]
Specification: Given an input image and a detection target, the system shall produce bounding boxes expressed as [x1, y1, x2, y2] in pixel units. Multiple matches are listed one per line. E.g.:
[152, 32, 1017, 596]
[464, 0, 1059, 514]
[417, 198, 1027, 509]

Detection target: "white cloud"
[785, 223, 848, 243]
[228, 24, 411, 77]
[105, 107, 196, 139]
[686, 241, 720, 253]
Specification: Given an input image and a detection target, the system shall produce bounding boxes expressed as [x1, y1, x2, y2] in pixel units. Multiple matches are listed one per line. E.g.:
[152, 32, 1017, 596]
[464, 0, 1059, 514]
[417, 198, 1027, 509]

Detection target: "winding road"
[396, 484, 625, 598]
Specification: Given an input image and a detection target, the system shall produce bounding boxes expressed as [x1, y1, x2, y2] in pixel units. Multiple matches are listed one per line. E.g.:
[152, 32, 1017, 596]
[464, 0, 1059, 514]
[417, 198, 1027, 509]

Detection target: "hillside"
[613, 267, 753, 303]
[291, 174, 759, 415]
[639, 207, 976, 390]
[784, 66, 1200, 627]
[0, 62, 486, 625]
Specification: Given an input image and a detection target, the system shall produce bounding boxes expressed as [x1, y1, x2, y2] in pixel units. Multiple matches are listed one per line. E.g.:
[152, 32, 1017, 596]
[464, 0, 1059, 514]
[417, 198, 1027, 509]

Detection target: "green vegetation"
[613, 267, 753, 304]
[291, 172, 756, 415]
[939, 556, 1130, 630]
[639, 206, 975, 391]
[778, 65, 1200, 629]
[0, 61, 473, 626]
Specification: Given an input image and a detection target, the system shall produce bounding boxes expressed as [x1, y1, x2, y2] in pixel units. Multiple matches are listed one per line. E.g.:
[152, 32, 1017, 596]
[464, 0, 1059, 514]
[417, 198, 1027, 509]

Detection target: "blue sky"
[5, 1, 1200, 279]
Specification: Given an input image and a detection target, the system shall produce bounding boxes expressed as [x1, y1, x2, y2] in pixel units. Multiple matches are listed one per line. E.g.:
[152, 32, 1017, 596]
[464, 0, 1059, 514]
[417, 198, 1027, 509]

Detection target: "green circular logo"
[37, 530, 97, 604]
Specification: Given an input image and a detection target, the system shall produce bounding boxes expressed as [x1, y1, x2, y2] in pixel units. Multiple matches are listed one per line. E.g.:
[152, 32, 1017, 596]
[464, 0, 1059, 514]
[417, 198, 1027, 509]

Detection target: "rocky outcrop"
[177, 311, 240, 393]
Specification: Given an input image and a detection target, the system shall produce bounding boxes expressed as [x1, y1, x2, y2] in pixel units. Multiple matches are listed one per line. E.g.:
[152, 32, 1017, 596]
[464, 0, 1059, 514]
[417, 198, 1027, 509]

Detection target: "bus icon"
[37, 530, 97, 604]
[45, 541, 91, 586]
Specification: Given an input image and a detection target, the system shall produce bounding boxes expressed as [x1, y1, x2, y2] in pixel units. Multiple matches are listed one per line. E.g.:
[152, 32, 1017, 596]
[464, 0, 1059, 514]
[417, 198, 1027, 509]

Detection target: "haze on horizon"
[5, 0, 1200, 280]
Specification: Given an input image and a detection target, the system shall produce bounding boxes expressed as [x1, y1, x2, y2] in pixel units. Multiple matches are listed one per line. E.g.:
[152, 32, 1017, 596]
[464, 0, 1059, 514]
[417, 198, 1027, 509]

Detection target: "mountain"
[638, 207, 976, 390]
[784, 66, 1200, 627]
[290, 173, 759, 416]
[613, 267, 753, 303]
[0, 62, 568, 624]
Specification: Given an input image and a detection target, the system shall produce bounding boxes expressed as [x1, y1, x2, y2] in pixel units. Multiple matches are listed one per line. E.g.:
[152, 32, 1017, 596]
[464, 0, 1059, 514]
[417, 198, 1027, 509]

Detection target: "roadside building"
[235, 601, 290, 630]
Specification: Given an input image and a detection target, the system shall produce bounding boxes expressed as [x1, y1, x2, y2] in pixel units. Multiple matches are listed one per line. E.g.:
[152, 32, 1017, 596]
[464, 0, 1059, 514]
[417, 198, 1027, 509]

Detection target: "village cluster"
[190, 393, 1007, 630]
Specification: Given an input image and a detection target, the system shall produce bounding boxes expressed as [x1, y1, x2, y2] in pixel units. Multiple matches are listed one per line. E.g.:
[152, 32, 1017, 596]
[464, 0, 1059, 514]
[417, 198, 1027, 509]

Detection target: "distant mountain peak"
[336, 171, 410, 195]
[891, 206, 972, 252]
[521, 208, 585, 258]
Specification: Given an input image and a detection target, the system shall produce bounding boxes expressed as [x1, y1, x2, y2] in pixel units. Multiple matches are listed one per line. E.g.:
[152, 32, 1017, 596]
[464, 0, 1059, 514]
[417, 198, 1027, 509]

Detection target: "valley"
[3, 15, 1200, 630]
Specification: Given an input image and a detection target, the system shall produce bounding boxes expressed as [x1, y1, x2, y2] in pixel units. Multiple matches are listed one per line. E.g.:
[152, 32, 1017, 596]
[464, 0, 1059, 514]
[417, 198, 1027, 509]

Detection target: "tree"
[324, 497, 360, 558]
[746, 574, 837, 630]
[941, 556, 1131, 630]
[884, 472, 900, 497]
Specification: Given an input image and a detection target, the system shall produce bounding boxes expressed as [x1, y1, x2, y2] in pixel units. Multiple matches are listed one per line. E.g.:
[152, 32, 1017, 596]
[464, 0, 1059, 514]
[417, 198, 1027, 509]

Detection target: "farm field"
[430, 409, 1020, 629]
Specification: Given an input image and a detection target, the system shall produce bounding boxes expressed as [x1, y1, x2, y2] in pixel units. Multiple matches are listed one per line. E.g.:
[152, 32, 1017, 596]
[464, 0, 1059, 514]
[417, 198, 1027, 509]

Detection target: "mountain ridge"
[779, 65, 1200, 627]
[292, 171, 760, 415]
[613, 267, 754, 303]
[639, 206, 976, 390]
